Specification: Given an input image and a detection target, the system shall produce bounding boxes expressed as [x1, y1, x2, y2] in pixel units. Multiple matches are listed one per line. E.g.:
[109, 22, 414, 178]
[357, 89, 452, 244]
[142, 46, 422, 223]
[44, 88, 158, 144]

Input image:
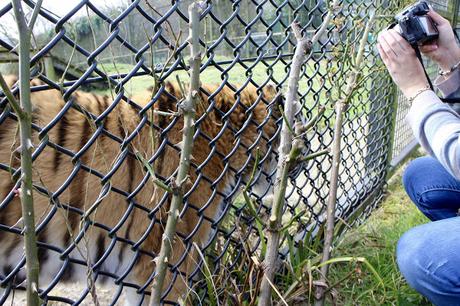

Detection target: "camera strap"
[412, 45, 460, 103]
[413, 46, 435, 89]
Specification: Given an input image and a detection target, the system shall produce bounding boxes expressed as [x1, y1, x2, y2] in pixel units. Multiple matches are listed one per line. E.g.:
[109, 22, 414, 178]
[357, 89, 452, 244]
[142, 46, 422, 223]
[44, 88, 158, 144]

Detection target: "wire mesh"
[0, 0, 415, 304]
[391, 90, 417, 164]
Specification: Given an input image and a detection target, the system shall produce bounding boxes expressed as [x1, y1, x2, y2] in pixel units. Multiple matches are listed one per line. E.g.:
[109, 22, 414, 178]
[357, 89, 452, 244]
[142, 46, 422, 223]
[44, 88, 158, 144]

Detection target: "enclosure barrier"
[0, 0, 455, 304]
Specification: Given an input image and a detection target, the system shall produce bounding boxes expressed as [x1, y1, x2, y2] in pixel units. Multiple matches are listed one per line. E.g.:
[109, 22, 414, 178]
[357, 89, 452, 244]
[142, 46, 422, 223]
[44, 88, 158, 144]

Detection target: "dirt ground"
[3, 283, 124, 305]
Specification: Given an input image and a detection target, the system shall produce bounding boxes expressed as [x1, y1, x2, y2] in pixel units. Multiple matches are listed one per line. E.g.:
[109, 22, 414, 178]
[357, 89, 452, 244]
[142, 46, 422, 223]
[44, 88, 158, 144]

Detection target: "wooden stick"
[148, 2, 205, 305]
[27, 0, 43, 33]
[257, 1, 348, 303]
[314, 12, 375, 306]
[0, 72, 23, 117]
[11, 1, 43, 305]
[310, 0, 340, 47]
[257, 22, 311, 306]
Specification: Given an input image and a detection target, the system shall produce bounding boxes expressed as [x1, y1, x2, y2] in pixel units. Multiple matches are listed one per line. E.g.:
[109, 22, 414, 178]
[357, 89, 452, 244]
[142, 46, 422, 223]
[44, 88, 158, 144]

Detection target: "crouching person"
[378, 7, 460, 306]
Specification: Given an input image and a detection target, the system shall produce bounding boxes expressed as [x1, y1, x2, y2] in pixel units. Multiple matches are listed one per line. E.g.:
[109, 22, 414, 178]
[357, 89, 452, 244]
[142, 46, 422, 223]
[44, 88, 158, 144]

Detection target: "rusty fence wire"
[0, 0, 446, 304]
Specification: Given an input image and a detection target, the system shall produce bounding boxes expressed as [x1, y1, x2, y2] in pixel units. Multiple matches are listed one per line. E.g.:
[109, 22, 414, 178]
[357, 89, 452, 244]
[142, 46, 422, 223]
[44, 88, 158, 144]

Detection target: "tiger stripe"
[0, 181, 16, 244]
[63, 108, 92, 247]
[95, 234, 105, 268]
[0, 118, 7, 145]
[53, 108, 70, 173]
[1, 132, 22, 255]
[117, 154, 137, 264]
[117, 113, 127, 139]
[0, 77, 281, 304]
[37, 233, 49, 266]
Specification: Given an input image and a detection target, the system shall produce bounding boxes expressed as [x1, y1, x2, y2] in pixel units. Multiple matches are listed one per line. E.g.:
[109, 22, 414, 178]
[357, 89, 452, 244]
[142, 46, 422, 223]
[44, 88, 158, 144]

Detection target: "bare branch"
[27, 0, 43, 34]
[258, 19, 312, 306]
[314, 11, 376, 306]
[299, 148, 330, 163]
[258, 1, 350, 303]
[296, 105, 326, 136]
[310, 0, 340, 46]
[135, 152, 173, 193]
[148, 2, 206, 305]
[0, 72, 23, 117]
[11, 0, 40, 305]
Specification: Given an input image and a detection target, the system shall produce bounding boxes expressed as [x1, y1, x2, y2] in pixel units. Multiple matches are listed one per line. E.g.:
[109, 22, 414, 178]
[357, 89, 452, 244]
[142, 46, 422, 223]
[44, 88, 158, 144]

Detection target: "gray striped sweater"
[407, 68, 460, 179]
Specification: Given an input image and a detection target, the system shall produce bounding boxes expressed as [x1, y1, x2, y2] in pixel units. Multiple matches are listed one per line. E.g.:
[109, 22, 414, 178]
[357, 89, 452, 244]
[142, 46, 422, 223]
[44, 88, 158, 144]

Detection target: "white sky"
[0, 0, 128, 42]
[0, 0, 127, 16]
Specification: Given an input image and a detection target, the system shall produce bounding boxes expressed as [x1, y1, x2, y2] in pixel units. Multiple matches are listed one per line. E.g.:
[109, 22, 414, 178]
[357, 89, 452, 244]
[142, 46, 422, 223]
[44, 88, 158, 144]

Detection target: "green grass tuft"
[328, 173, 431, 305]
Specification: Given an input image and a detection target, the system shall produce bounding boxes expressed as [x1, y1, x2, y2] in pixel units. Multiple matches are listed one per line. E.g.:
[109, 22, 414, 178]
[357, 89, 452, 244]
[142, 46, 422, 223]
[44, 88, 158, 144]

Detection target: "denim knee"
[397, 222, 460, 306]
[397, 226, 429, 293]
[402, 156, 435, 203]
[402, 156, 460, 220]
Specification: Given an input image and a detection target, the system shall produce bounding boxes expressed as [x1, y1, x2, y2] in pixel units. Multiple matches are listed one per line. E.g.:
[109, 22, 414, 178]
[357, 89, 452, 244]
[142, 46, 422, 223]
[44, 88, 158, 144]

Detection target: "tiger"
[0, 75, 282, 305]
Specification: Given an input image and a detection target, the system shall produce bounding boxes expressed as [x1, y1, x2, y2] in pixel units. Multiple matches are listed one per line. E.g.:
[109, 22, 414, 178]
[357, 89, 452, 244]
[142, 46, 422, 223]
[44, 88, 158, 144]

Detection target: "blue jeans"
[398, 156, 460, 306]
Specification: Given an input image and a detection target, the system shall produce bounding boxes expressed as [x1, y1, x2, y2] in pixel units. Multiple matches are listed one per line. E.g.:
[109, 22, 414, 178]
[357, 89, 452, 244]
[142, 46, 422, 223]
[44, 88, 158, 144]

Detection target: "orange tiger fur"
[0, 76, 280, 305]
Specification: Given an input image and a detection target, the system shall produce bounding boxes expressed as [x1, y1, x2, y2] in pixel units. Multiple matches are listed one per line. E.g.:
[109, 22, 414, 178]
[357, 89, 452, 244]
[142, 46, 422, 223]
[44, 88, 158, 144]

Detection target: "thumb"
[428, 9, 449, 26]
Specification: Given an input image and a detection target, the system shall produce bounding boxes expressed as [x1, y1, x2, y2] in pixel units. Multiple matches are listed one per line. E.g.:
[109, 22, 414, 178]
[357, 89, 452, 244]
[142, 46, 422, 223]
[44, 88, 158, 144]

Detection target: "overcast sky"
[0, 0, 127, 16]
[0, 0, 128, 41]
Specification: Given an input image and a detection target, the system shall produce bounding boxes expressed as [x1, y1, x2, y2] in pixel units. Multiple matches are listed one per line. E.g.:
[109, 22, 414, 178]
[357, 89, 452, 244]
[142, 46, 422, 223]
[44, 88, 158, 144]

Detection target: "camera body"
[394, 1, 439, 45]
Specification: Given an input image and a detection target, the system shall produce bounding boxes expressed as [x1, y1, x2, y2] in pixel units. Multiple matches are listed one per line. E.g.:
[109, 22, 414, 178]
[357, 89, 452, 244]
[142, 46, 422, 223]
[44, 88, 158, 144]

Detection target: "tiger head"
[137, 81, 284, 202]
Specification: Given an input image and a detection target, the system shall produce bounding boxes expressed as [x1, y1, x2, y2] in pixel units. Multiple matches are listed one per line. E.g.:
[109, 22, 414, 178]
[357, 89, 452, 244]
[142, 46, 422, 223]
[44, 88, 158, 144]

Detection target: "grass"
[96, 58, 331, 96]
[92, 56, 381, 136]
[327, 163, 432, 306]
[194, 158, 433, 306]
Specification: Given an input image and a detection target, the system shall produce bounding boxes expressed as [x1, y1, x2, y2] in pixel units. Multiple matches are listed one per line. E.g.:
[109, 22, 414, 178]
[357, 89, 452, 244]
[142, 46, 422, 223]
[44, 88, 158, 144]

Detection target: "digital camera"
[393, 1, 439, 45]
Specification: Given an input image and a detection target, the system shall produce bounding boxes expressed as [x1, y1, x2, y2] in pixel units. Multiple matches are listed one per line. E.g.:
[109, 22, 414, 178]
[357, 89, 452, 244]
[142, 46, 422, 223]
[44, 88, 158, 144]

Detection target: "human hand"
[377, 29, 429, 98]
[419, 9, 460, 72]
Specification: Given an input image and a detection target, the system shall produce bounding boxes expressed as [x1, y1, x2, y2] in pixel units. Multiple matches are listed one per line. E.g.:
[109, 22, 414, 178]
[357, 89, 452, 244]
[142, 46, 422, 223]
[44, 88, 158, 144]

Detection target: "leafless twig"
[0, 73, 22, 116]
[258, 22, 313, 306]
[148, 2, 206, 305]
[313, 11, 375, 306]
[9, 1, 43, 305]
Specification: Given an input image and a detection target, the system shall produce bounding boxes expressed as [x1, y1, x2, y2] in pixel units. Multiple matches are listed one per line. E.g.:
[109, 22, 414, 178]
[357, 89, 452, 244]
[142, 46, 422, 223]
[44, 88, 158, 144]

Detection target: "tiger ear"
[165, 80, 186, 100]
[148, 81, 179, 97]
[164, 81, 175, 95]
[263, 83, 277, 97]
[216, 96, 231, 113]
[30, 78, 45, 87]
[154, 81, 179, 129]
[263, 84, 283, 119]
[158, 81, 180, 108]
[213, 89, 233, 119]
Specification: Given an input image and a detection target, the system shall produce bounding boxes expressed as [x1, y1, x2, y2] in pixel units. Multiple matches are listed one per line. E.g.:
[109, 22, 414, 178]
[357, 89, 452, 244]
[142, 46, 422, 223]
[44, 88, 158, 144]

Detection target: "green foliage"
[328, 172, 431, 305]
[74, 15, 104, 37]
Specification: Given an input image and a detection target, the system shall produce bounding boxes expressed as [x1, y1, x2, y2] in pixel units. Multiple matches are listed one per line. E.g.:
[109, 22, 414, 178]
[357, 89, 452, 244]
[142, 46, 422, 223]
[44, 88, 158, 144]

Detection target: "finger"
[380, 31, 403, 54]
[377, 44, 390, 67]
[428, 10, 449, 26]
[387, 29, 411, 52]
[419, 43, 438, 53]
[377, 43, 390, 66]
[378, 32, 398, 58]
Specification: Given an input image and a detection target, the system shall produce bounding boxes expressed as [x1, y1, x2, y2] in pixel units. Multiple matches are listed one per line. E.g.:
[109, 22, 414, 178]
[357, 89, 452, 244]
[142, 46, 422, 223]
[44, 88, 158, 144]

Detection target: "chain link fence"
[0, 0, 453, 304]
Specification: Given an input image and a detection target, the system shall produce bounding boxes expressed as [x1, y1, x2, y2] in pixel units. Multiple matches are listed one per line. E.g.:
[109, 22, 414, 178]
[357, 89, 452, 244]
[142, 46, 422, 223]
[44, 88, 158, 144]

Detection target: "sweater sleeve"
[407, 90, 460, 180]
